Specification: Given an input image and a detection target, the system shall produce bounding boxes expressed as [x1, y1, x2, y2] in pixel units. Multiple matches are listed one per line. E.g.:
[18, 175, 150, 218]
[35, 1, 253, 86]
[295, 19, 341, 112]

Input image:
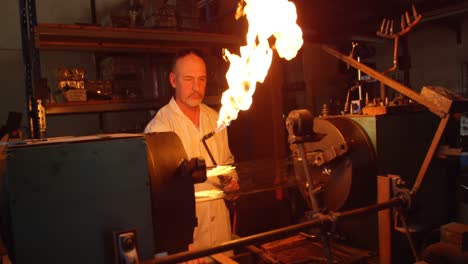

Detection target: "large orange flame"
[216, 0, 303, 131]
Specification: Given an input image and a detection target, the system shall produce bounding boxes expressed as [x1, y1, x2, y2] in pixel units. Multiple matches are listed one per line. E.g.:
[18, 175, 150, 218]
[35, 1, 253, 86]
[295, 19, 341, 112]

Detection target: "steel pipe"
[143, 196, 406, 264]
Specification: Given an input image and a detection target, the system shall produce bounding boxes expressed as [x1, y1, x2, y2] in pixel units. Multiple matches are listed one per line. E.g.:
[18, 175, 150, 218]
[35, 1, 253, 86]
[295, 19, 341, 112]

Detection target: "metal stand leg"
[18, 0, 41, 138]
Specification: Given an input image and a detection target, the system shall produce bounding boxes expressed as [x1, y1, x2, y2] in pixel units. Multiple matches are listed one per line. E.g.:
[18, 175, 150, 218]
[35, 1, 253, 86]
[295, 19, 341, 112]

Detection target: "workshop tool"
[377, 4, 422, 75]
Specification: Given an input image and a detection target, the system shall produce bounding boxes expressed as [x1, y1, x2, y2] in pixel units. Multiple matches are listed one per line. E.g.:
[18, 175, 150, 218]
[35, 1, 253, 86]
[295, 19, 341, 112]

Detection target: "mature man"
[144, 49, 239, 254]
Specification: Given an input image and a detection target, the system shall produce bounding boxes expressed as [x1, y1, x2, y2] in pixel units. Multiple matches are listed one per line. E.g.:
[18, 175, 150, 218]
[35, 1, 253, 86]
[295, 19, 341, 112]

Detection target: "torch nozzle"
[202, 131, 216, 142]
[201, 130, 218, 166]
[201, 125, 226, 142]
[201, 126, 227, 166]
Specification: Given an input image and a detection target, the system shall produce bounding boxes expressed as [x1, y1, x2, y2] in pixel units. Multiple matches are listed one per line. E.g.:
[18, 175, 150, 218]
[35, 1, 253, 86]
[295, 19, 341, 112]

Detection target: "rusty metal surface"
[420, 86, 468, 114]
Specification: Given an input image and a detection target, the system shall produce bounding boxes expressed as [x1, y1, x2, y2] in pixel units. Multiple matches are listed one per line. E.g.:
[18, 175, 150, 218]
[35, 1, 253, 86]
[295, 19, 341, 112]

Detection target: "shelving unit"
[19, 0, 41, 138]
[19, 0, 287, 165]
[20, 1, 240, 137]
[45, 96, 221, 115]
[45, 99, 166, 115]
[35, 23, 241, 52]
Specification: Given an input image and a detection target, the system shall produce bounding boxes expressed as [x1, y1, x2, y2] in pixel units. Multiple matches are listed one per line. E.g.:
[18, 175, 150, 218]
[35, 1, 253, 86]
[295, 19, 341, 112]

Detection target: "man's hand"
[222, 179, 239, 193]
[218, 175, 239, 193]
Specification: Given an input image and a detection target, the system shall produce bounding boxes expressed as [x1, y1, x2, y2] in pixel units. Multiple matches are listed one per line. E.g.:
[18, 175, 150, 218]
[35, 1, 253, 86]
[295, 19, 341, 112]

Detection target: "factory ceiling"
[291, 0, 468, 42]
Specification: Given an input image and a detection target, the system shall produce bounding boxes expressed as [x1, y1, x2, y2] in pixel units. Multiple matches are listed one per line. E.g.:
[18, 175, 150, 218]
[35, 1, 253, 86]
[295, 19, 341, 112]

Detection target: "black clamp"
[177, 158, 207, 184]
[391, 177, 412, 210]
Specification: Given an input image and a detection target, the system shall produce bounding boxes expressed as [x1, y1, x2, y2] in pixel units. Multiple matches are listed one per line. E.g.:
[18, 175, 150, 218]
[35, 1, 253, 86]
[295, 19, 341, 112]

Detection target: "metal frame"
[321, 45, 464, 198]
[145, 196, 406, 264]
[18, 0, 41, 138]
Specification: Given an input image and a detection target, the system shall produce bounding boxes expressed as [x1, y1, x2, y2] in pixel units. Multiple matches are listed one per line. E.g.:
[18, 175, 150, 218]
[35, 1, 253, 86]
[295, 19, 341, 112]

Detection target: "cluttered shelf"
[44, 96, 221, 115]
[35, 23, 242, 52]
[35, 24, 231, 116]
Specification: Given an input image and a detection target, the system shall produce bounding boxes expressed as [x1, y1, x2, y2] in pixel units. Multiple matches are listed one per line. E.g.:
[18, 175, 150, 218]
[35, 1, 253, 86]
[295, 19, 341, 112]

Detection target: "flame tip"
[217, 0, 303, 129]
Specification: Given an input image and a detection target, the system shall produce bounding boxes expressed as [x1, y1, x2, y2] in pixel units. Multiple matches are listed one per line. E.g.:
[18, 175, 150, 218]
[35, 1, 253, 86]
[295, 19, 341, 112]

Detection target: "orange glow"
[217, 0, 303, 130]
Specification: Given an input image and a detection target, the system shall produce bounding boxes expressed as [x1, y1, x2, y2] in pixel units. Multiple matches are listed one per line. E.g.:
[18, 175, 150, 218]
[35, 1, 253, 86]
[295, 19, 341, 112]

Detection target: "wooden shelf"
[45, 99, 166, 115]
[45, 96, 221, 115]
[35, 23, 225, 118]
[35, 23, 242, 52]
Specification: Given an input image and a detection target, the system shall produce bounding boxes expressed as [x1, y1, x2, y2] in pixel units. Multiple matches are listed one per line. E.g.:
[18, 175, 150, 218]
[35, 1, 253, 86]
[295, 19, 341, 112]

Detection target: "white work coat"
[145, 97, 237, 251]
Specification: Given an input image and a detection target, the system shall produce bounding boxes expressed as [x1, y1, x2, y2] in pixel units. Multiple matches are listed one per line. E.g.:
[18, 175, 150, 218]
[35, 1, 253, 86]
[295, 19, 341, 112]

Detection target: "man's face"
[170, 53, 207, 108]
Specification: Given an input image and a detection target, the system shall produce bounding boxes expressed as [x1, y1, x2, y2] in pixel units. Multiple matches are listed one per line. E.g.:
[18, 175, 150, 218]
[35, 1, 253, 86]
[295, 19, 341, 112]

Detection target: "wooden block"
[362, 104, 426, 116]
[363, 106, 387, 115]
[421, 86, 468, 114]
[441, 222, 468, 251]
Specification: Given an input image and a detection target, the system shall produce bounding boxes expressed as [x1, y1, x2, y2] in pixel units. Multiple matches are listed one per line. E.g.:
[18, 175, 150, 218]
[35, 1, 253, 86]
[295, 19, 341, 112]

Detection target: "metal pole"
[357, 57, 362, 100]
[297, 143, 320, 211]
[144, 197, 406, 264]
[18, 0, 41, 138]
[411, 115, 450, 196]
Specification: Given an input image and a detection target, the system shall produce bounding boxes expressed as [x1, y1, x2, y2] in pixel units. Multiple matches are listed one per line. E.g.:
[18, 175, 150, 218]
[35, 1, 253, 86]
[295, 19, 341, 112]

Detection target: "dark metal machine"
[2, 43, 468, 264]
[286, 109, 379, 253]
[286, 110, 377, 213]
[0, 132, 206, 263]
[2, 95, 466, 264]
[147, 45, 468, 264]
[145, 132, 207, 255]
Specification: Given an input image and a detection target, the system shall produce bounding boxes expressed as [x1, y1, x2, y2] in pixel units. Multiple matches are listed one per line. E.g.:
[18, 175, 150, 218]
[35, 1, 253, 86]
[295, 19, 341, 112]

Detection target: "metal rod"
[320, 231, 333, 264]
[321, 45, 446, 117]
[144, 197, 406, 264]
[398, 212, 420, 261]
[357, 57, 362, 100]
[202, 138, 217, 166]
[90, 0, 96, 24]
[202, 130, 215, 141]
[19, 0, 41, 138]
[382, 36, 399, 75]
[411, 115, 450, 195]
[201, 131, 217, 166]
[297, 144, 320, 211]
[336, 197, 405, 218]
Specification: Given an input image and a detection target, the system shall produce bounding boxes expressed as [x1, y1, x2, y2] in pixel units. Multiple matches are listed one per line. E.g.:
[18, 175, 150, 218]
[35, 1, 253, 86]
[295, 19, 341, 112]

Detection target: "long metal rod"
[411, 114, 450, 195]
[202, 138, 217, 166]
[297, 144, 320, 211]
[19, 0, 41, 138]
[398, 212, 420, 261]
[381, 36, 399, 75]
[90, 0, 96, 24]
[321, 45, 445, 118]
[143, 197, 406, 264]
[357, 57, 362, 100]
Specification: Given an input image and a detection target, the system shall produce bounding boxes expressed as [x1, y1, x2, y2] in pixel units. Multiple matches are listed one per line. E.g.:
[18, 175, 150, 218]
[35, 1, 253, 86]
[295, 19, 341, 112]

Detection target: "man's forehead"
[177, 53, 204, 63]
[175, 61, 206, 75]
